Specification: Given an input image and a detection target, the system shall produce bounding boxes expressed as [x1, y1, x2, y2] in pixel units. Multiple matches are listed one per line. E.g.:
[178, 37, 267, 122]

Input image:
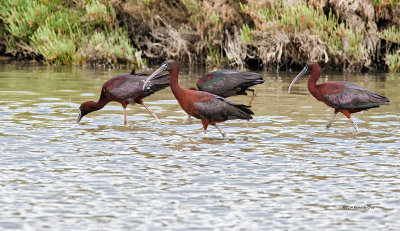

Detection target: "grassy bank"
[0, 0, 399, 72]
[0, 0, 145, 68]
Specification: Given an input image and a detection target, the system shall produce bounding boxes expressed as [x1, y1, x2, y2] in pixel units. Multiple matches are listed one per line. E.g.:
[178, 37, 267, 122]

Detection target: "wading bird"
[76, 67, 169, 125]
[288, 62, 389, 132]
[196, 69, 264, 106]
[142, 60, 254, 138]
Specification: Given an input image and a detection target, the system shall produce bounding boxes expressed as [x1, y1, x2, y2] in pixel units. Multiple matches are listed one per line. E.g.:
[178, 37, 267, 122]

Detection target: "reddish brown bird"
[142, 60, 254, 138]
[288, 62, 389, 132]
[196, 69, 264, 106]
[77, 67, 169, 125]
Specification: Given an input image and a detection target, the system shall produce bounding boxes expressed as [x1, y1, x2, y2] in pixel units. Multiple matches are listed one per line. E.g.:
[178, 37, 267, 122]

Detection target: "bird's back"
[104, 72, 169, 101]
[197, 70, 264, 97]
[320, 81, 389, 109]
[182, 90, 253, 121]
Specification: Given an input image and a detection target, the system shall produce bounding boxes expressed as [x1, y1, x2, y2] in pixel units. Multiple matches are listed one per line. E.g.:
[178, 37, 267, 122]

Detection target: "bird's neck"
[307, 68, 321, 100]
[89, 91, 109, 112]
[169, 65, 184, 98]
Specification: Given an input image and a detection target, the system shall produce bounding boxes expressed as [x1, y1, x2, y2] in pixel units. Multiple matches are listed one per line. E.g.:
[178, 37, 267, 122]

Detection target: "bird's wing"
[193, 93, 253, 120]
[105, 74, 145, 99]
[322, 82, 389, 109]
[105, 73, 169, 100]
[197, 70, 263, 97]
[197, 71, 235, 96]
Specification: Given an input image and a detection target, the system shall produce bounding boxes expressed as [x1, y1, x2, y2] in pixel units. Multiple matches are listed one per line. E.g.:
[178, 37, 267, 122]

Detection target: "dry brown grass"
[110, 0, 400, 71]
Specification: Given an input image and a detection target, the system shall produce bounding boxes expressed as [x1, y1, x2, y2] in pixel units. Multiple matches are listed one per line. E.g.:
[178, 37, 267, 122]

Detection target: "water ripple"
[0, 66, 399, 230]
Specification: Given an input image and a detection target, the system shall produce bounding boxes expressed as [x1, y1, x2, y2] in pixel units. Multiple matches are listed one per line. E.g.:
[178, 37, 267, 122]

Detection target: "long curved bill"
[288, 66, 308, 94]
[142, 63, 168, 90]
[76, 109, 82, 123]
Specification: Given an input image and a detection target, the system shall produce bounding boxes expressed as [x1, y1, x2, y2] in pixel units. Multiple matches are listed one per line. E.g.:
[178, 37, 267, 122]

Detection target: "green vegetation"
[239, 2, 370, 70]
[379, 25, 400, 44]
[0, 0, 399, 72]
[371, 0, 400, 7]
[387, 53, 400, 72]
[378, 25, 400, 72]
[0, 0, 144, 67]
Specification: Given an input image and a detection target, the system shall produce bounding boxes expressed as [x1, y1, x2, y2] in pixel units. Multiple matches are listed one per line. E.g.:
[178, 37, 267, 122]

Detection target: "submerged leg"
[213, 124, 226, 138]
[349, 117, 359, 132]
[140, 102, 161, 124]
[201, 119, 209, 138]
[326, 109, 339, 129]
[340, 109, 359, 132]
[247, 89, 256, 106]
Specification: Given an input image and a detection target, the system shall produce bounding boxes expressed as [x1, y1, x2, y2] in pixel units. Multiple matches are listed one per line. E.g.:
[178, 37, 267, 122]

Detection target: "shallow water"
[0, 63, 399, 230]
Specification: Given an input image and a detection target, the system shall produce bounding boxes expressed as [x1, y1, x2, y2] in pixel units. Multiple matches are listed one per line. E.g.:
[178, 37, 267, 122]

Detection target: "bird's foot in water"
[349, 118, 359, 132]
[325, 122, 332, 129]
[220, 132, 226, 138]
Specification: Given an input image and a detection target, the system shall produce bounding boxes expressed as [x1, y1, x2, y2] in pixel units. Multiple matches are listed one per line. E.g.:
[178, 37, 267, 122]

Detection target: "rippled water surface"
[0, 63, 399, 230]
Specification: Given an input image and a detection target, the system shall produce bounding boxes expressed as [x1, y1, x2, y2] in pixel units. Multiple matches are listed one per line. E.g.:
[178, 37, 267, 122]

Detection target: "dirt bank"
[112, 0, 400, 71]
[1, 0, 399, 71]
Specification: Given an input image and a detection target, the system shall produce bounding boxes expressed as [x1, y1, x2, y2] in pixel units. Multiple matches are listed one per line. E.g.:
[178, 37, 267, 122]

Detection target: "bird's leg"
[123, 106, 127, 125]
[140, 102, 161, 124]
[326, 109, 339, 129]
[201, 119, 209, 138]
[247, 89, 256, 106]
[349, 117, 359, 132]
[340, 109, 359, 132]
[213, 124, 226, 138]
[187, 114, 192, 122]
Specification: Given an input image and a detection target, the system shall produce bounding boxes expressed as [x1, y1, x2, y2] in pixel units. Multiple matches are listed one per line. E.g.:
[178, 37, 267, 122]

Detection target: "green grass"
[387, 52, 400, 72]
[239, 24, 253, 44]
[30, 19, 76, 64]
[371, 0, 400, 7]
[239, 2, 369, 69]
[206, 45, 228, 66]
[379, 26, 400, 72]
[0, 0, 145, 67]
[379, 25, 400, 44]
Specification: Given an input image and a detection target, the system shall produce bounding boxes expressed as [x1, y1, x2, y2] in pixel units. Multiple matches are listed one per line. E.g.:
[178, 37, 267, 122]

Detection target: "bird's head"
[288, 62, 321, 93]
[76, 101, 96, 123]
[142, 60, 177, 90]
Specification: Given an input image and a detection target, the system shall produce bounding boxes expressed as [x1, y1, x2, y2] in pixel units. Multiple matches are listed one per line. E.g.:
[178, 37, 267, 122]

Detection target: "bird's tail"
[220, 98, 254, 120]
[230, 72, 264, 95]
[372, 92, 389, 104]
[233, 104, 254, 120]
[367, 92, 390, 108]
[230, 71, 264, 81]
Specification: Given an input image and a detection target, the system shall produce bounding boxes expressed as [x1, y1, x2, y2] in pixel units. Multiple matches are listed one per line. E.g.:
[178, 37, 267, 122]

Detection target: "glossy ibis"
[77, 67, 169, 125]
[288, 62, 389, 132]
[142, 60, 254, 138]
[196, 70, 264, 106]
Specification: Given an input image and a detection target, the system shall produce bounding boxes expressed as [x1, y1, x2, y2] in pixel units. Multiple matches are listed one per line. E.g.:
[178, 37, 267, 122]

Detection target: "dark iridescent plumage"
[321, 81, 388, 110]
[77, 67, 169, 124]
[105, 72, 169, 104]
[142, 60, 254, 138]
[192, 92, 253, 121]
[196, 69, 264, 105]
[288, 62, 389, 131]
